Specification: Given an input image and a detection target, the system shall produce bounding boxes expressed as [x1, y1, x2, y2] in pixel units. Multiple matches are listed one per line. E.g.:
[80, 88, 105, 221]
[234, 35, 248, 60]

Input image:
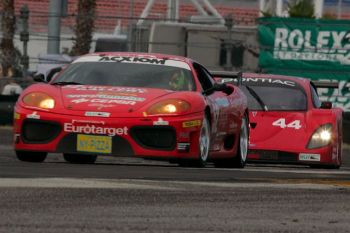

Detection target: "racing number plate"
[77, 134, 112, 154]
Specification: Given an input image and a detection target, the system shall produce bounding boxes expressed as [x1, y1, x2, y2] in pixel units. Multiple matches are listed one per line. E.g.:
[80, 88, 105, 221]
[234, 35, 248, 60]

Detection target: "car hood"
[249, 111, 309, 151]
[60, 85, 172, 114]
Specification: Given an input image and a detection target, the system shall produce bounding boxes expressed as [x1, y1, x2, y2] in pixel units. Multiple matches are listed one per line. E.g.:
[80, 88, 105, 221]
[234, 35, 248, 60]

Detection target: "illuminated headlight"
[22, 92, 55, 109]
[145, 99, 190, 116]
[307, 124, 333, 149]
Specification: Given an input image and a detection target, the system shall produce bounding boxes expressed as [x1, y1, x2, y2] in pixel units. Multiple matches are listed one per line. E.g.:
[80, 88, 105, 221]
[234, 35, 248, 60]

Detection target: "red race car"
[212, 71, 343, 168]
[14, 53, 248, 167]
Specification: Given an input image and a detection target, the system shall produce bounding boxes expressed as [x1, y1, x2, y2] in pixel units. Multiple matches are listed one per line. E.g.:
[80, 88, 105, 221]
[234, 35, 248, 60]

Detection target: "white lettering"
[304, 31, 315, 51]
[331, 31, 346, 51]
[242, 77, 296, 87]
[317, 31, 330, 49]
[289, 29, 304, 49]
[274, 28, 289, 49]
[64, 123, 128, 136]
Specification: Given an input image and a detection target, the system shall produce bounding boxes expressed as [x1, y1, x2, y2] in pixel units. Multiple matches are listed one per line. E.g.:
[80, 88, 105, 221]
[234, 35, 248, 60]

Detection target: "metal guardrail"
[0, 77, 34, 91]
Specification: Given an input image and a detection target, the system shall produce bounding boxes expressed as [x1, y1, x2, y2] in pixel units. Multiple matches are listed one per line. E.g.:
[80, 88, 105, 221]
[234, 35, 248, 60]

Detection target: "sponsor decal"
[182, 120, 201, 128]
[85, 112, 111, 118]
[177, 142, 190, 152]
[243, 77, 296, 87]
[73, 55, 191, 70]
[64, 123, 128, 136]
[98, 91, 138, 97]
[88, 103, 115, 109]
[26, 111, 40, 119]
[215, 97, 230, 107]
[63, 86, 147, 93]
[71, 98, 136, 105]
[14, 112, 20, 120]
[299, 153, 321, 162]
[67, 94, 145, 102]
[153, 117, 169, 126]
[99, 56, 167, 65]
[252, 111, 257, 117]
[72, 120, 105, 125]
[273, 28, 350, 65]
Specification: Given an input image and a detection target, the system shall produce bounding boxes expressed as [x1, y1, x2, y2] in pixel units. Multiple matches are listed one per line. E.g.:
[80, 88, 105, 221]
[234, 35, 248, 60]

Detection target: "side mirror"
[46, 66, 62, 82]
[320, 101, 332, 109]
[33, 73, 46, 82]
[202, 83, 234, 96]
[214, 83, 234, 95]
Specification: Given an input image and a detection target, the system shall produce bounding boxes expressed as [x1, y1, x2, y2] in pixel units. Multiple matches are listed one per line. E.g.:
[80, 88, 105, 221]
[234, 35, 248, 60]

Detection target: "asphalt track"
[1, 127, 350, 233]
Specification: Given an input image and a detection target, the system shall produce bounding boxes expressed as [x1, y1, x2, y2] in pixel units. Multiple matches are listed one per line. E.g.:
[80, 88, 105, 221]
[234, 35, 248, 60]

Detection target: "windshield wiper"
[245, 85, 268, 111]
[51, 81, 83, 86]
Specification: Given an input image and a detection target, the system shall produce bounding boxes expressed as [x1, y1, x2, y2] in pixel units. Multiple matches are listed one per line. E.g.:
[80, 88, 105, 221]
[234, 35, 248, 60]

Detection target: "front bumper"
[247, 145, 336, 166]
[14, 107, 204, 159]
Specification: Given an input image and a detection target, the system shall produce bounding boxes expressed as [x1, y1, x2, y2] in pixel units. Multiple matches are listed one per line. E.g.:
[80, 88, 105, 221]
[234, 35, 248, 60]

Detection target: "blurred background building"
[1, 0, 349, 73]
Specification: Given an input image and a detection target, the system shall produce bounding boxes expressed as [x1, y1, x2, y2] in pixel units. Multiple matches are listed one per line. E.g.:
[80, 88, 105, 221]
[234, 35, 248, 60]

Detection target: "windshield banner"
[258, 17, 350, 111]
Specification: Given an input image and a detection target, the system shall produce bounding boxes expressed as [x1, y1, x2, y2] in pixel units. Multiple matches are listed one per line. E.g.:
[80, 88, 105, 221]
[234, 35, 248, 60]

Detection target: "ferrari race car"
[13, 52, 248, 167]
[213, 71, 343, 168]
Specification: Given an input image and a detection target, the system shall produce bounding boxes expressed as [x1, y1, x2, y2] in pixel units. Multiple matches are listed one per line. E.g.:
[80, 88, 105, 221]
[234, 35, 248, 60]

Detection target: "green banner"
[258, 17, 350, 111]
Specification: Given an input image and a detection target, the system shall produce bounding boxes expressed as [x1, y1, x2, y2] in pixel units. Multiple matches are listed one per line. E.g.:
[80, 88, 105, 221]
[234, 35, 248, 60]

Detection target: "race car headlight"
[146, 99, 190, 116]
[22, 92, 55, 109]
[307, 124, 333, 149]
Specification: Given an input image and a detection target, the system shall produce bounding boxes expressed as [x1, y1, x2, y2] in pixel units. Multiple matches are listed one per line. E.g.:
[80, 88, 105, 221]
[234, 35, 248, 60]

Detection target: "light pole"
[224, 14, 233, 71]
[20, 4, 29, 77]
[47, 0, 62, 54]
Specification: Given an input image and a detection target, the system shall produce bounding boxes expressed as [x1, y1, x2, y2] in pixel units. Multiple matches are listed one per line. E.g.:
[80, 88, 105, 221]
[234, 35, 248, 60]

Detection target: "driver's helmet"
[169, 70, 188, 91]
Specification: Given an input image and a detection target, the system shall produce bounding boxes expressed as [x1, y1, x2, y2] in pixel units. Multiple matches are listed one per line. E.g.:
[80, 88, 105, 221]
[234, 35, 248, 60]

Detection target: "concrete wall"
[147, 22, 259, 71]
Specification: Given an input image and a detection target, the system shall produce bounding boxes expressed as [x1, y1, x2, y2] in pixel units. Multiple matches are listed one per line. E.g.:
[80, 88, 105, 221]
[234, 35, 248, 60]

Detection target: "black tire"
[214, 113, 249, 168]
[16, 151, 47, 163]
[309, 164, 340, 169]
[178, 116, 210, 168]
[63, 153, 97, 164]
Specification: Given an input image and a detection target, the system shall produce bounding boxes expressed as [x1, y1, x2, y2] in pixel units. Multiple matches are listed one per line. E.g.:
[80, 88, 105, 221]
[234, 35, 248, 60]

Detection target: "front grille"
[131, 126, 176, 150]
[249, 150, 298, 163]
[22, 119, 61, 143]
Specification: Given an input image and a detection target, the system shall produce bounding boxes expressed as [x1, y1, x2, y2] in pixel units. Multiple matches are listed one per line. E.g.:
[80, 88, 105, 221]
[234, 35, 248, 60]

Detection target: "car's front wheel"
[63, 153, 97, 164]
[16, 151, 47, 163]
[233, 113, 249, 168]
[197, 116, 211, 167]
[178, 116, 210, 168]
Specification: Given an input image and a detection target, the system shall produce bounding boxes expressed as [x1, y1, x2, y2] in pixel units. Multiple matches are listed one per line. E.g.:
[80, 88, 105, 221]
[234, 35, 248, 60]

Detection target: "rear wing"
[312, 81, 339, 89]
[210, 70, 243, 86]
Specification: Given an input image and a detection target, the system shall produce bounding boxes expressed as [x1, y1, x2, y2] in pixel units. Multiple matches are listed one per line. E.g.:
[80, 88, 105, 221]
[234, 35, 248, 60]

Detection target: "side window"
[310, 84, 321, 108]
[193, 63, 214, 91]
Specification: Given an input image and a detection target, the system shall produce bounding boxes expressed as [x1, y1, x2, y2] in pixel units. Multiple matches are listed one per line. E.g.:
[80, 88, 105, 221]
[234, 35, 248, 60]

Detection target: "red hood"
[60, 85, 172, 114]
[249, 111, 309, 151]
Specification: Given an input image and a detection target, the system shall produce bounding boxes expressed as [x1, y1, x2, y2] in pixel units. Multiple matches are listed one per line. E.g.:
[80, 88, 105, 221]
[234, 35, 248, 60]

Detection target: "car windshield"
[52, 61, 195, 91]
[241, 86, 307, 111]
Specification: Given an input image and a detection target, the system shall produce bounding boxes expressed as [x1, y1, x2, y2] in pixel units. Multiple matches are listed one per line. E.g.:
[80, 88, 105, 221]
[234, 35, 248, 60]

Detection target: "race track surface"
[1, 127, 350, 233]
